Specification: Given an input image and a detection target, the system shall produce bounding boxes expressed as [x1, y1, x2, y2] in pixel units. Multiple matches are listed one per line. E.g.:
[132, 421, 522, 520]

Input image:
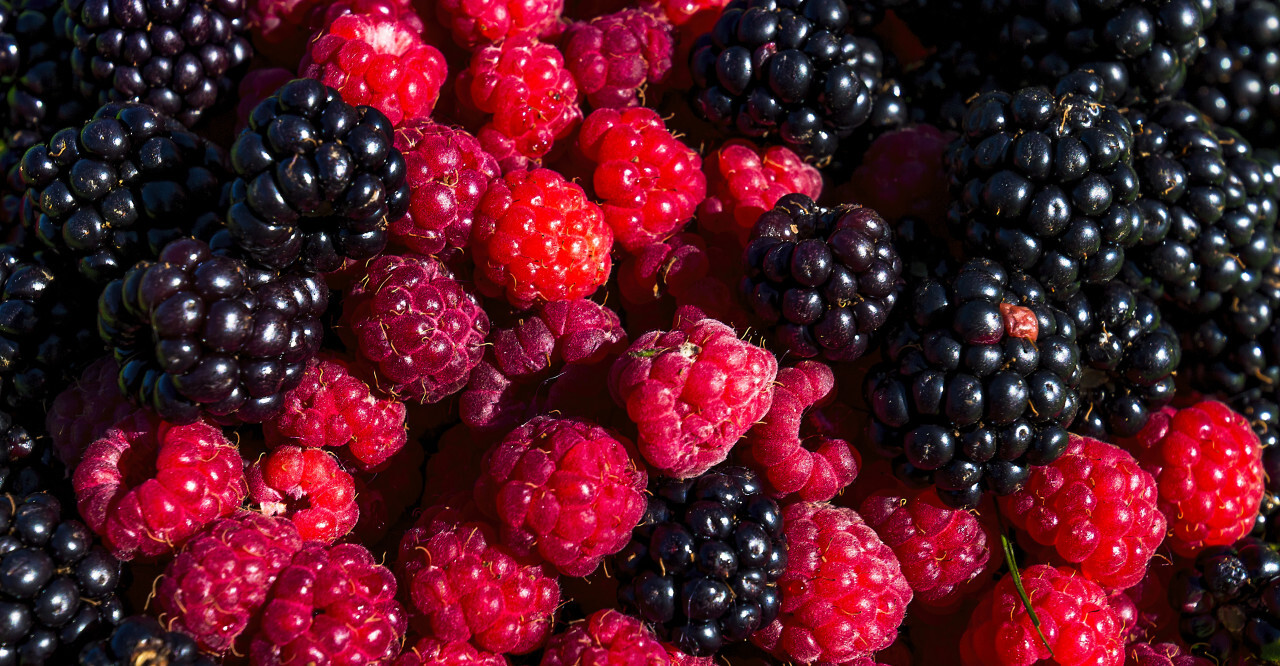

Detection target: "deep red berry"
[247, 446, 358, 544]
[350, 439, 425, 546]
[46, 357, 134, 468]
[393, 637, 509, 665]
[435, 0, 564, 49]
[1126, 643, 1213, 666]
[845, 125, 953, 226]
[562, 9, 674, 109]
[697, 139, 822, 247]
[422, 424, 494, 509]
[540, 609, 669, 666]
[391, 120, 501, 257]
[250, 0, 424, 65]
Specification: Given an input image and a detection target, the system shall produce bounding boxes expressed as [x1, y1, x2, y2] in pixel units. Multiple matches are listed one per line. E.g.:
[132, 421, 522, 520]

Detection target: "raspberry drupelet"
[697, 139, 823, 247]
[434, 0, 564, 49]
[540, 609, 670, 665]
[247, 445, 358, 544]
[46, 357, 134, 468]
[393, 637, 509, 665]
[248, 0, 424, 66]
[562, 9, 674, 109]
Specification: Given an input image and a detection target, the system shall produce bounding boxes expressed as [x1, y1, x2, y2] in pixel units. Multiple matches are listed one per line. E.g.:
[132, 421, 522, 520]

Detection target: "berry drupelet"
[0, 0, 89, 136]
[613, 466, 787, 657]
[1180, 255, 1280, 399]
[1171, 537, 1280, 664]
[78, 615, 213, 666]
[1186, 0, 1280, 148]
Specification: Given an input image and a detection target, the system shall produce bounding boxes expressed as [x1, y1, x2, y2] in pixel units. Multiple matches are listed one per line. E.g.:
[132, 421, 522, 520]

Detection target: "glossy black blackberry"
[865, 258, 1082, 510]
[0, 491, 124, 665]
[741, 194, 902, 361]
[945, 71, 1143, 300]
[97, 237, 327, 424]
[78, 616, 212, 666]
[0, 0, 89, 136]
[688, 0, 890, 164]
[1185, 0, 1280, 148]
[1172, 536, 1280, 663]
[227, 78, 409, 273]
[1062, 283, 1180, 439]
[18, 102, 230, 285]
[62, 0, 251, 127]
[1180, 264, 1280, 399]
[613, 467, 786, 658]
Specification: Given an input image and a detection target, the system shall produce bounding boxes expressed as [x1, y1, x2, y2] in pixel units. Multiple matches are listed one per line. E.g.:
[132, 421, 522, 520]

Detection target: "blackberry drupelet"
[18, 102, 229, 285]
[62, 0, 252, 127]
[78, 616, 213, 666]
[946, 70, 1143, 300]
[741, 194, 903, 361]
[1171, 536, 1280, 663]
[866, 258, 1083, 510]
[227, 78, 409, 273]
[97, 237, 328, 425]
[1186, 0, 1280, 148]
[902, 40, 1002, 131]
[689, 0, 890, 164]
[0, 0, 89, 136]
[613, 466, 786, 658]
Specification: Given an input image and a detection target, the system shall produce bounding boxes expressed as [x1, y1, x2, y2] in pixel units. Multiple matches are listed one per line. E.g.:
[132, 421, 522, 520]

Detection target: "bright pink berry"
[845, 125, 953, 226]
[646, 0, 727, 25]
[391, 120, 501, 257]
[562, 9, 674, 109]
[435, 0, 564, 49]
[540, 609, 668, 666]
[697, 139, 822, 246]
[73, 411, 246, 561]
[247, 446, 358, 544]
[249, 0, 424, 66]
[394, 637, 509, 665]
[46, 357, 134, 468]
[663, 644, 713, 666]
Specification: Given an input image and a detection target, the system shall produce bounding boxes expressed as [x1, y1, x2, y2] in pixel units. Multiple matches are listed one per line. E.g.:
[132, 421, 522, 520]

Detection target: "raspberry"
[344, 253, 490, 404]
[72, 411, 246, 561]
[350, 439, 425, 546]
[249, 0, 423, 65]
[696, 139, 823, 247]
[250, 542, 406, 665]
[960, 565, 1125, 666]
[609, 315, 777, 478]
[999, 435, 1166, 591]
[474, 416, 647, 576]
[1127, 643, 1213, 666]
[394, 637, 509, 665]
[156, 512, 303, 653]
[562, 9, 675, 109]
[300, 13, 447, 127]
[45, 357, 134, 468]
[752, 502, 911, 664]
[647, 0, 727, 25]
[435, 0, 563, 48]
[859, 487, 997, 610]
[264, 357, 408, 470]
[472, 168, 612, 307]
[391, 121, 501, 257]
[578, 107, 706, 251]
[540, 609, 669, 666]
[1116, 558, 1178, 644]
[1123, 400, 1265, 557]
[247, 446, 358, 544]
[617, 233, 712, 307]
[457, 36, 581, 171]
[488, 299, 629, 380]
[743, 361, 859, 502]
[398, 504, 560, 654]
[663, 643, 715, 665]
[845, 125, 953, 226]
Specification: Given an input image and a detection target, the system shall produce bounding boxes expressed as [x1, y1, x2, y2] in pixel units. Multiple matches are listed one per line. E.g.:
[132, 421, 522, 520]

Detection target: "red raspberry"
[250, 542, 406, 664]
[457, 36, 581, 171]
[999, 435, 1166, 590]
[609, 315, 777, 478]
[472, 168, 612, 307]
[474, 416, 647, 576]
[394, 636, 509, 665]
[578, 107, 706, 251]
[540, 609, 668, 666]
[663, 643, 714, 665]
[617, 233, 710, 307]
[648, 0, 727, 25]
[697, 139, 823, 247]
[350, 439, 425, 546]
[344, 253, 490, 404]
[1124, 400, 1265, 557]
[489, 298, 628, 380]
[250, 0, 424, 66]
[237, 67, 296, 131]
[1114, 558, 1177, 644]
[435, 0, 563, 49]
[1126, 643, 1213, 666]
[398, 504, 560, 654]
[46, 357, 134, 468]
[752, 502, 911, 664]
[300, 13, 447, 127]
[247, 446, 358, 544]
[845, 125, 953, 226]
[859, 487, 997, 611]
[743, 361, 859, 502]
[960, 565, 1124, 666]
[562, 9, 674, 109]
[73, 411, 246, 561]
[156, 512, 303, 653]
[391, 120, 500, 257]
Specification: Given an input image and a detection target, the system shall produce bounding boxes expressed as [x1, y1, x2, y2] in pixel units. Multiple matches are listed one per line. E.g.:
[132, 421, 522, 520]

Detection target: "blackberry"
[741, 194, 903, 361]
[0, 0, 89, 136]
[945, 70, 1143, 300]
[62, 0, 252, 127]
[902, 40, 1002, 131]
[0, 491, 124, 664]
[865, 258, 1082, 510]
[1185, 0, 1280, 148]
[0, 411, 54, 498]
[613, 466, 786, 658]
[18, 102, 230, 285]
[689, 0, 890, 164]
[97, 237, 328, 425]
[78, 616, 213, 666]
[227, 78, 409, 273]
[1171, 536, 1280, 663]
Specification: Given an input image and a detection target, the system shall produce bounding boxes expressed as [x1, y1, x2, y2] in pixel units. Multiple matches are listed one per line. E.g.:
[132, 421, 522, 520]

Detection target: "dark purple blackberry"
[1181, 266, 1280, 399]
[18, 102, 230, 285]
[613, 466, 786, 658]
[1171, 536, 1280, 663]
[902, 40, 1002, 131]
[227, 78, 409, 273]
[1185, 0, 1280, 148]
[78, 616, 212, 666]
[97, 237, 327, 425]
[865, 258, 1082, 510]
[945, 70, 1143, 300]
[688, 0, 890, 164]
[0, 0, 90, 135]
[741, 194, 903, 361]
[62, 0, 252, 128]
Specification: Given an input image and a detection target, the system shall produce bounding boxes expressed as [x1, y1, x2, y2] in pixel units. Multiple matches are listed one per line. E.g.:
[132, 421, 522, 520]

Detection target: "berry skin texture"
[960, 565, 1124, 666]
[248, 0, 424, 66]
[847, 125, 953, 226]
[391, 121, 501, 257]
[474, 416, 648, 576]
[73, 411, 247, 561]
[1126, 643, 1213, 666]
[249, 542, 406, 665]
[540, 609, 670, 666]
[300, 13, 447, 127]
[578, 107, 706, 251]
[472, 168, 613, 307]
[1124, 401, 1265, 558]
[697, 140, 823, 247]
[609, 316, 777, 478]
[1000, 435, 1166, 591]
[156, 512, 303, 653]
[752, 502, 911, 665]
[247, 446, 358, 544]
[46, 357, 135, 468]
[562, 9, 675, 109]
[435, 0, 564, 49]
[393, 637, 509, 665]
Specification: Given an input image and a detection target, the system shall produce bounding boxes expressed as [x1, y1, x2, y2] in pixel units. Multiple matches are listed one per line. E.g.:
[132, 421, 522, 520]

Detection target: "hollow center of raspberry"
[363, 22, 418, 55]
[117, 436, 160, 490]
